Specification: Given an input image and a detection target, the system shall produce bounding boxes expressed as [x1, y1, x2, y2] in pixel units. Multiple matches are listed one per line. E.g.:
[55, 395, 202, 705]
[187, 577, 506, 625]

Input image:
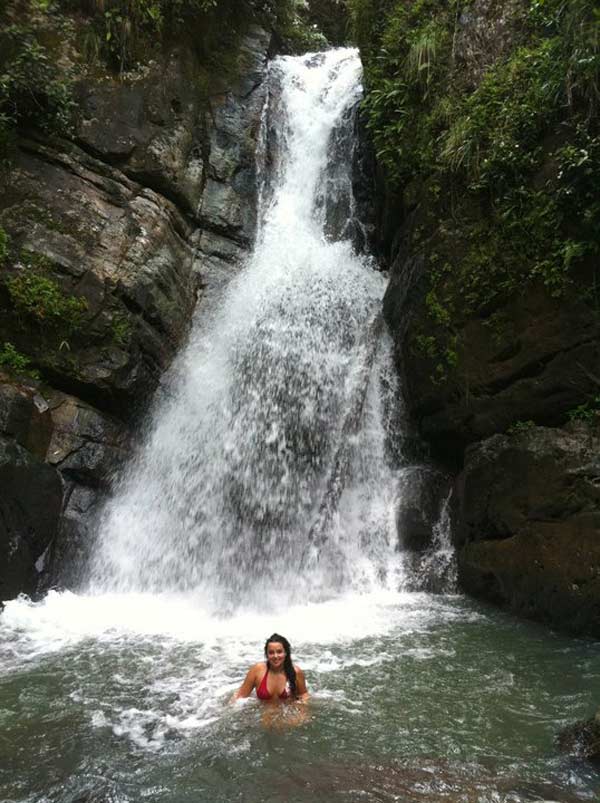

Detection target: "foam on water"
[0, 588, 448, 667]
[0, 587, 465, 754]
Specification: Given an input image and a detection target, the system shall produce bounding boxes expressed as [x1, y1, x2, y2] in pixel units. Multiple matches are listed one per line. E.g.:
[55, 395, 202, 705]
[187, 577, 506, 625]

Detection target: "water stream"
[1, 49, 599, 803]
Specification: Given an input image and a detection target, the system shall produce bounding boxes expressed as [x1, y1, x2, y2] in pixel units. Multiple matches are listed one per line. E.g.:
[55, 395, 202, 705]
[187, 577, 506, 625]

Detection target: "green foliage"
[0, 20, 75, 159]
[0, 226, 8, 263]
[567, 395, 600, 422]
[111, 312, 132, 346]
[440, 39, 563, 185]
[56, 0, 300, 71]
[7, 251, 88, 333]
[350, 0, 600, 381]
[507, 420, 536, 434]
[0, 341, 40, 379]
[300, 0, 351, 46]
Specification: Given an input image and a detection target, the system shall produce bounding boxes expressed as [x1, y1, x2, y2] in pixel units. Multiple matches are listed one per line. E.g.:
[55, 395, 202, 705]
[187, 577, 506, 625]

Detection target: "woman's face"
[266, 641, 286, 669]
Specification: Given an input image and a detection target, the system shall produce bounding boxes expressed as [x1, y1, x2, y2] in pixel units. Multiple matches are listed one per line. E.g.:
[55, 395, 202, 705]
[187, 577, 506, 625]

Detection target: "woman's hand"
[231, 664, 258, 702]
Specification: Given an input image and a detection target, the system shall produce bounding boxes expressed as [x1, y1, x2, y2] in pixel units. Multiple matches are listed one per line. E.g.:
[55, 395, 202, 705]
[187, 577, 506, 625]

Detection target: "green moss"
[507, 420, 536, 434]
[567, 396, 600, 423]
[111, 312, 132, 346]
[0, 226, 8, 263]
[7, 251, 88, 333]
[351, 0, 600, 380]
[0, 341, 40, 379]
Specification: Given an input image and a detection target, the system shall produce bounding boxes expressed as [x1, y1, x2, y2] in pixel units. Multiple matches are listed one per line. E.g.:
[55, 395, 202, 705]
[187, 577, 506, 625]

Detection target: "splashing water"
[88, 49, 404, 608]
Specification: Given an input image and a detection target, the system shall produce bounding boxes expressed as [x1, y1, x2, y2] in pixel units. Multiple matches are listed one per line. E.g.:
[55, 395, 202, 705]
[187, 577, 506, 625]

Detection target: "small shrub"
[7, 252, 88, 333]
[568, 396, 600, 423]
[0, 341, 40, 379]
[507, 420, 536, 434]
[0, 226, 8, 263]
[0, 23, 75, 146]
[111, 312, 132, 346]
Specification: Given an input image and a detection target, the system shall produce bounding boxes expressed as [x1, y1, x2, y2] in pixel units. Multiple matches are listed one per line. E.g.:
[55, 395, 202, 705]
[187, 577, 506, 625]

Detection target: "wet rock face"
[0, 28, 272, 419]
[1, 139, 196, 416]
[75, 48, 208, 217]
[456, 424, 600, 636]
[392, 279, 600, 460]
[396, 466, 451, 552]
[76, 27, 271, 247]
[0, 377, 129, 596]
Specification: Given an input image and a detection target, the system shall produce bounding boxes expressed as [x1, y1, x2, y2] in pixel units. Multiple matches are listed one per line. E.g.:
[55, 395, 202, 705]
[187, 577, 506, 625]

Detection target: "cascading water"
[88, 49, 407, 607]
[2, 49, 600, 803]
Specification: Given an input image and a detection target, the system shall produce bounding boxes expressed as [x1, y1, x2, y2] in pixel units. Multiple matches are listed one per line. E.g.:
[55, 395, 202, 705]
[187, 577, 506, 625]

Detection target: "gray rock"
[76, 47, 208, 216]
[45, 389, 129, 486]
[456, 423, 600, 636]
[1, 139, 197, 414]
[0, 377, 130, 595]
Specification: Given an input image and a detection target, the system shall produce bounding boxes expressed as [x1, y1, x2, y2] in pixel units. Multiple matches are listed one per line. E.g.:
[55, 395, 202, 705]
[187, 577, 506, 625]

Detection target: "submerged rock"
[266, 757, 584, 802]
[557, 710, 600, 763]
[456, 423, 600, 636]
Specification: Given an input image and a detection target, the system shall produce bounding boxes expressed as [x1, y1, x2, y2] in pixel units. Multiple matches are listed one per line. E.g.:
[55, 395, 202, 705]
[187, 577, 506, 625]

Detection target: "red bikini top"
[256, 666, 290, 700]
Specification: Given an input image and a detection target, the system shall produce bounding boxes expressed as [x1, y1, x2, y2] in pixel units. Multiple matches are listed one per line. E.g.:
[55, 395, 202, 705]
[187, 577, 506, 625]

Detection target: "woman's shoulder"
[251, 661, 266, 674]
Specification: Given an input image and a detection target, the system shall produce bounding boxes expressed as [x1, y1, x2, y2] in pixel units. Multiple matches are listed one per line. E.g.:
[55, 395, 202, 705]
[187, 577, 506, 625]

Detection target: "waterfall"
[88, 49, 411, 609]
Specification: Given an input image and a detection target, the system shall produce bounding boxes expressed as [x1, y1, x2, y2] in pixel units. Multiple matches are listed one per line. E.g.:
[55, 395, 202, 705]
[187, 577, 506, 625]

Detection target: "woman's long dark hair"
[264, 633, 297, 697]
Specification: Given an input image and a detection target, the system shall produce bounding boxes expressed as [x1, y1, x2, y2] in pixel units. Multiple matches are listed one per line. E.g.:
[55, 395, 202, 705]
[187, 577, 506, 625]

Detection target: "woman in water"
[233, 633, 309, 703]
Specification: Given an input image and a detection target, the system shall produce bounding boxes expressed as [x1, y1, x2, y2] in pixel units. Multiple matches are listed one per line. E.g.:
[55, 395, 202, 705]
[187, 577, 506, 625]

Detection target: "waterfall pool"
[1, 590, 599, 802]
[3, 47, 599, 803]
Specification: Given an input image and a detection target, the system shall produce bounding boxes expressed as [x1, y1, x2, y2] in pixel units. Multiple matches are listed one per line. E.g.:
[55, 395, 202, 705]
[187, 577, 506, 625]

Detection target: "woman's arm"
[232, 664, 258, 700]
[295, 666, 309, 701]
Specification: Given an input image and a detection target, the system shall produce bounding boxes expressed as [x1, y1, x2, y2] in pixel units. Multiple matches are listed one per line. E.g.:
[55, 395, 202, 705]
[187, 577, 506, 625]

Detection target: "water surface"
[2, 590, 599, 802]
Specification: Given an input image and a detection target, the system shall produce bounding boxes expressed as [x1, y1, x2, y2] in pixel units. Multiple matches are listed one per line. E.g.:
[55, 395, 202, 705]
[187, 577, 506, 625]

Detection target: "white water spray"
[87, 49, 403, 609]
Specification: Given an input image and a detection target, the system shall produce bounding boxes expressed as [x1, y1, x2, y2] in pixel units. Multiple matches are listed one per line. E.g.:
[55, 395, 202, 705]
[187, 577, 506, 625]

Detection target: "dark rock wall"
[457, 424, 600, 636]
[0, 25, 274, 598]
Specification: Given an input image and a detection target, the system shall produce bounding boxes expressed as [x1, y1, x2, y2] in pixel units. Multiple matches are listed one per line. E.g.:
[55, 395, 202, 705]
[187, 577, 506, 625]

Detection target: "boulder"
[557, 709, 600, 763]
[456, 424, 600, 636]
